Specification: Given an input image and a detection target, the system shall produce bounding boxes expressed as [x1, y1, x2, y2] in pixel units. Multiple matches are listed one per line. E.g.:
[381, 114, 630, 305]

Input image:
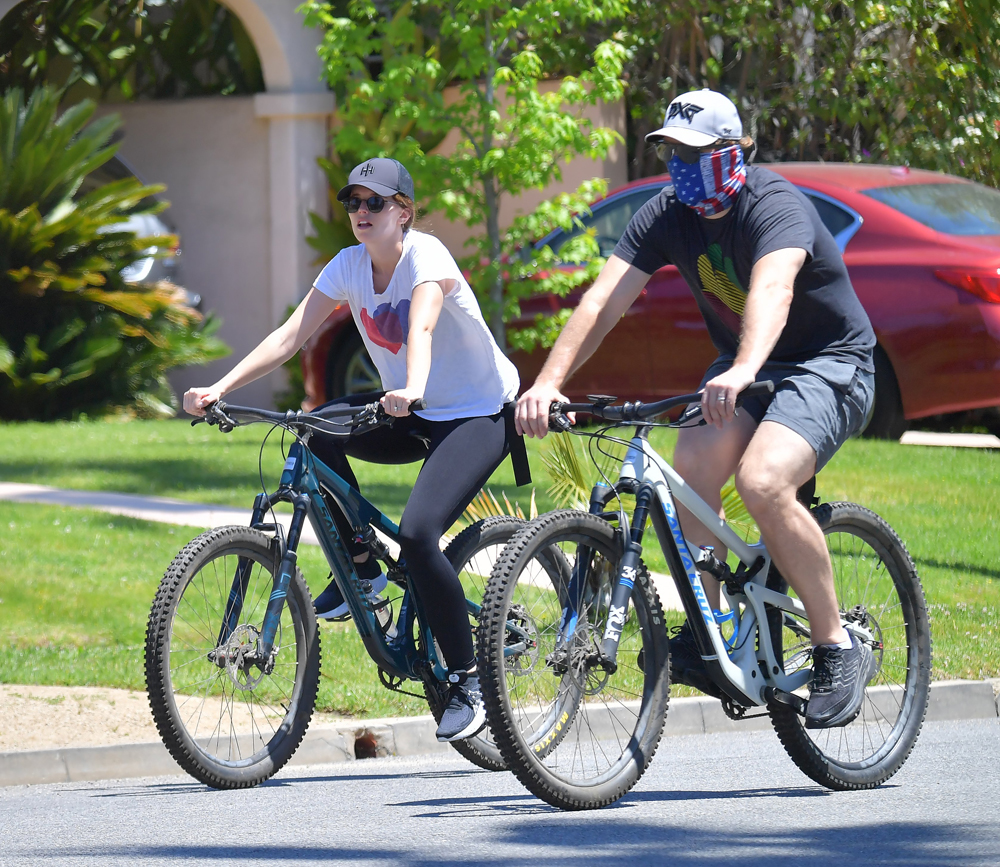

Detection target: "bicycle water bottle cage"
[713, 608, 738, 651]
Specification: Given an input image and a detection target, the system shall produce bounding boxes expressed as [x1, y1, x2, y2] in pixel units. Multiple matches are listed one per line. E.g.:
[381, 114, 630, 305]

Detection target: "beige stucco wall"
[95, 96, 282, 408]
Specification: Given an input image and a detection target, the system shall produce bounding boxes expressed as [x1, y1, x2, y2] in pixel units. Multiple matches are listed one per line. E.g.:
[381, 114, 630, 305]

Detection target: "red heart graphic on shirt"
[359, 300, 410, 355]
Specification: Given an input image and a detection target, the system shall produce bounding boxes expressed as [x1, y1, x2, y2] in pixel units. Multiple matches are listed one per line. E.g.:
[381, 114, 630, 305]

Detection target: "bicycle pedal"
[764, 686, 807, 714]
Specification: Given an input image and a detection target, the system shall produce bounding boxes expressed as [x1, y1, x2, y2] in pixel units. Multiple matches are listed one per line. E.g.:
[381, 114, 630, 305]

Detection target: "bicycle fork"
[599, 483, 654, 670]
[214, 492, 309, 670]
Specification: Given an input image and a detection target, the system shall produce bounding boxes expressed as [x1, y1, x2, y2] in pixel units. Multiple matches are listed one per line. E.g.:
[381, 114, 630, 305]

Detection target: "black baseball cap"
[336, 158, 415, 201]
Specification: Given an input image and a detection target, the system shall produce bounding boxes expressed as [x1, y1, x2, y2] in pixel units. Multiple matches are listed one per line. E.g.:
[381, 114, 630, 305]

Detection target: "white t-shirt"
[313, 231, 519, 422]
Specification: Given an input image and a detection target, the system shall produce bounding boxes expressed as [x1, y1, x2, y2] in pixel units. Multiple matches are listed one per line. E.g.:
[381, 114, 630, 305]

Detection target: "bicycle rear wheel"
[769, 501, 932, 790]
[145, 526, 320, 789]
[478, 510, 671, 810]
[424, 516, 525, 772]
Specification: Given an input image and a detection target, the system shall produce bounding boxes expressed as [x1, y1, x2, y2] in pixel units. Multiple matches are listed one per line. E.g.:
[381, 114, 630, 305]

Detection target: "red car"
[301, 163, 1000, 438]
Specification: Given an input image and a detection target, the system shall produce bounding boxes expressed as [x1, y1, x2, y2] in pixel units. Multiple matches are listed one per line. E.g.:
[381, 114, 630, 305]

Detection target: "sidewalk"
[0, 481, 687, 610]
[1, 680, 997, 788]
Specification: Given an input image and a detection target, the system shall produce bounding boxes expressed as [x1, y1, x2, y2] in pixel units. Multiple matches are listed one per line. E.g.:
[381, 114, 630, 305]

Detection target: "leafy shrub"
[0, 87, 228, 420]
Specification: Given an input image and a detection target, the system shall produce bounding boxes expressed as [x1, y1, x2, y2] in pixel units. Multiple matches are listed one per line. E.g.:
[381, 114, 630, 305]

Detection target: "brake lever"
[548, 401, 573, 433]
[350, 402, 384, 432]
[203, 402, 237, 433]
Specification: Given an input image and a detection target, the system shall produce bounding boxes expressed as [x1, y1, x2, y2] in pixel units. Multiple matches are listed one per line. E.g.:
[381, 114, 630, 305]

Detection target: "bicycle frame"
[588, 426, 813, 708]
[216, 437, 457, 684]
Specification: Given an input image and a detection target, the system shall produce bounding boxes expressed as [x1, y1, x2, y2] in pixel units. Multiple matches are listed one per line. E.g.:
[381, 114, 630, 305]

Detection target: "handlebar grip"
[742, 380, 775, 399]
[409, 398, 427, 412]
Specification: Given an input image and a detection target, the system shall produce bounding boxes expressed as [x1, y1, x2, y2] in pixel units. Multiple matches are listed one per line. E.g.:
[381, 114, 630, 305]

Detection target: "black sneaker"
[805, 635, 876, 729]
[314, 572, 388, 620]
[668, 622, 723, 699]
[435, 671, 486, 742]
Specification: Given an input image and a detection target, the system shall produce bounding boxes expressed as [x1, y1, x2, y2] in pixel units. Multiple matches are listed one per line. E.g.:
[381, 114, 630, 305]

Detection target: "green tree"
[0, 0, 264, 101]
[301, 0, 628, 348]
[0, 87, 228, 419]
[620, 1, 1000, 187]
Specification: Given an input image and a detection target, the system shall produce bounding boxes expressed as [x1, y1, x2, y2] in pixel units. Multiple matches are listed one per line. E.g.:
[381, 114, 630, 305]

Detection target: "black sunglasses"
[343, 194, 392, 214]
[653, 141, 724, 165]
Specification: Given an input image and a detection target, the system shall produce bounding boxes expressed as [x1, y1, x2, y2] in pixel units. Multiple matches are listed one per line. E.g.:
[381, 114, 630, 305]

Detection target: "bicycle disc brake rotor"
[567, 614, 610, 696]
[221, 623, 275, 690]
[846, 605, 883, 675]
[504, 604, 540, 677]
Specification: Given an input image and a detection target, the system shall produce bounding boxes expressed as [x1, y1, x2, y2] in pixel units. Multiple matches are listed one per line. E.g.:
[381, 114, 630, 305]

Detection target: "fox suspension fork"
[599, 483, 654, 669]
[256, 492, 310, 659]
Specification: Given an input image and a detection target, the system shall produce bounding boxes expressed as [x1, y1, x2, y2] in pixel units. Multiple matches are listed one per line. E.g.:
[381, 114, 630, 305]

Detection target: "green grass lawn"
[0, 417, 997, 720]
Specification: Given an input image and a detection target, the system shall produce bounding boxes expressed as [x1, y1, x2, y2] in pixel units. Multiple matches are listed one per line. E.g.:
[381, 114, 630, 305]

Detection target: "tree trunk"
[483, 173, 505, 350]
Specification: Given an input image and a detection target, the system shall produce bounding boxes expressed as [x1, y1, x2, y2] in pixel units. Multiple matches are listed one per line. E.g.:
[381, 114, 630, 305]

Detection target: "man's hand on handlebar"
[183, 386, 223, 417]
[700, 364, 756, 430]
[516, 383, 574, 439]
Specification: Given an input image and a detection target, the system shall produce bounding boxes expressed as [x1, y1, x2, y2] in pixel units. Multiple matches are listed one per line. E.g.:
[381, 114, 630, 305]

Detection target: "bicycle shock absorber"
[600, 483, 655, 670]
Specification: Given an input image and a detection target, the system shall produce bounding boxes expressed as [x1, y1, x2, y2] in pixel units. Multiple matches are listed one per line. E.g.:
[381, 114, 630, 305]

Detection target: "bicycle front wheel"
[478, 510, 671, 810]
[770, 502, 932, 790]
[145, 526, 320, 789]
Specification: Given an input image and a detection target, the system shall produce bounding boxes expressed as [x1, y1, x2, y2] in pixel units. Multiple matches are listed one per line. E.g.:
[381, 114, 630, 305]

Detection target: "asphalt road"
[2, 718, 998, 867]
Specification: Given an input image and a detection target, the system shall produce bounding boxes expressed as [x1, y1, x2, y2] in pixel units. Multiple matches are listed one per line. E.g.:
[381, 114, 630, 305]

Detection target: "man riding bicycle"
[516, 88, 878, 729]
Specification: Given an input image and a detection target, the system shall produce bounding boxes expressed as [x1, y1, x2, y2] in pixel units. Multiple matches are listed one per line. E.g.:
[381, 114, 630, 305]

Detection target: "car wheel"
[327, 328, 382, 400]
[862, 345, 907, 440]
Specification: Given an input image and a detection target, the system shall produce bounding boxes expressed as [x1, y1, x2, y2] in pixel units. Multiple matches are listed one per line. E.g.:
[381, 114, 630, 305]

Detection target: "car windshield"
[547, 187, 662, 259]
[862, 182, 1000, 236]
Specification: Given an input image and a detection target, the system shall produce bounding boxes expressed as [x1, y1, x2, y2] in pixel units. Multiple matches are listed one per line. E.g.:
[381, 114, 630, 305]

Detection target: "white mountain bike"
[476, 382, 932, 810]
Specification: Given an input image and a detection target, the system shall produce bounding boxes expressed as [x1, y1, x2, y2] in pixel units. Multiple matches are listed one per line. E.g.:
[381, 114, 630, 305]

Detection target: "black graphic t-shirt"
[614, 166, 875, 370]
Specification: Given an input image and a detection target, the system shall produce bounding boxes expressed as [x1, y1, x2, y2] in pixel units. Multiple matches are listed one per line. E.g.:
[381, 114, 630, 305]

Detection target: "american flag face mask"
[668, 144, 747, 216]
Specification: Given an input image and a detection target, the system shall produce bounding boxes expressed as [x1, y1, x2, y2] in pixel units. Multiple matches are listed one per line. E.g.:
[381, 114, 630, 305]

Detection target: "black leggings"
[309, 393, 510, 672]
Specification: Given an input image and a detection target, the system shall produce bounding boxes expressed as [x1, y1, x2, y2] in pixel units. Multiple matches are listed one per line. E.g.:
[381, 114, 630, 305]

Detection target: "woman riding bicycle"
[183, 157, 522, 742]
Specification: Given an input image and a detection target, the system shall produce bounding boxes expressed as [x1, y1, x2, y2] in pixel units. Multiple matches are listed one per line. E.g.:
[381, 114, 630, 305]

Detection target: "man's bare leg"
[735, 420, 848, 647]
[673, 409, 757, 610]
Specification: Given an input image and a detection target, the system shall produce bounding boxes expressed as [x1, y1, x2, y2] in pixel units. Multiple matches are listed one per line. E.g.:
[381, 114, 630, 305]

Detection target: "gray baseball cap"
[337, 158, 415, 201]
[645, 89, 743, 147]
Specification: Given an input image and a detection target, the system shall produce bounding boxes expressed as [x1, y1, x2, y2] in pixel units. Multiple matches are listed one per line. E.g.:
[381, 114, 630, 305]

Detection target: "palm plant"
[0, 87, 228, 420]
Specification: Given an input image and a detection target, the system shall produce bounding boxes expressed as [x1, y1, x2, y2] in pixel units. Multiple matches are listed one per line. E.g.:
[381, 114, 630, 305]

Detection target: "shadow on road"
[25, 822, 997, 866]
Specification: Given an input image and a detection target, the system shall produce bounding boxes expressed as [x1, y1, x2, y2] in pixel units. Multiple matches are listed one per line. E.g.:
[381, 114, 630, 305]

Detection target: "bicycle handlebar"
[549, 381, 775, 431]
[191, 397, 427, 433]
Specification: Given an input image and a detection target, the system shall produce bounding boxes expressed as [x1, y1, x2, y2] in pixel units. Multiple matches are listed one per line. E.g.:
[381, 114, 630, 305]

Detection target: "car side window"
[804, 193, 855, 238]
[547, 187, 662, 260]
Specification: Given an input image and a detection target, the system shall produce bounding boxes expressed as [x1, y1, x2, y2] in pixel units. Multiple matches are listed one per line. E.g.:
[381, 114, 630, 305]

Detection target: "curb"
[2, 679, 996, 789]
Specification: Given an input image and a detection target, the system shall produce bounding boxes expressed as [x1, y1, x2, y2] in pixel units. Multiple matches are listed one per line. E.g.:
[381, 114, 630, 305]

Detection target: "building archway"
[0, 0, 335, 407]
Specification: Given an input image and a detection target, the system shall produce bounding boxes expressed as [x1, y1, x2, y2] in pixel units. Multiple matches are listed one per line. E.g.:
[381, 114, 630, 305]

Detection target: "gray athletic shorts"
[700, 356, 876, 472]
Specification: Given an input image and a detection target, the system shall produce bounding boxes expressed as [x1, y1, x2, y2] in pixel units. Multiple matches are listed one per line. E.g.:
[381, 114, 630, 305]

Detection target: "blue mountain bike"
[144, 399, 523, 788]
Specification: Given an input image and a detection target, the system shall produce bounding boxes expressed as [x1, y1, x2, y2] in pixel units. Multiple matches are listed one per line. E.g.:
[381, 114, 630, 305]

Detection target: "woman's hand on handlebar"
[516, 383, 573, 439]
[701, 364, 756, 429]
[381, 388, 424, 417]
[183, 385, 224, 417]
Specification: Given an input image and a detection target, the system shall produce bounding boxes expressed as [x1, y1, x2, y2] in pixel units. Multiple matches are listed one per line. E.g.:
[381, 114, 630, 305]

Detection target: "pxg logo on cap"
[645, 89, 743, 148]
